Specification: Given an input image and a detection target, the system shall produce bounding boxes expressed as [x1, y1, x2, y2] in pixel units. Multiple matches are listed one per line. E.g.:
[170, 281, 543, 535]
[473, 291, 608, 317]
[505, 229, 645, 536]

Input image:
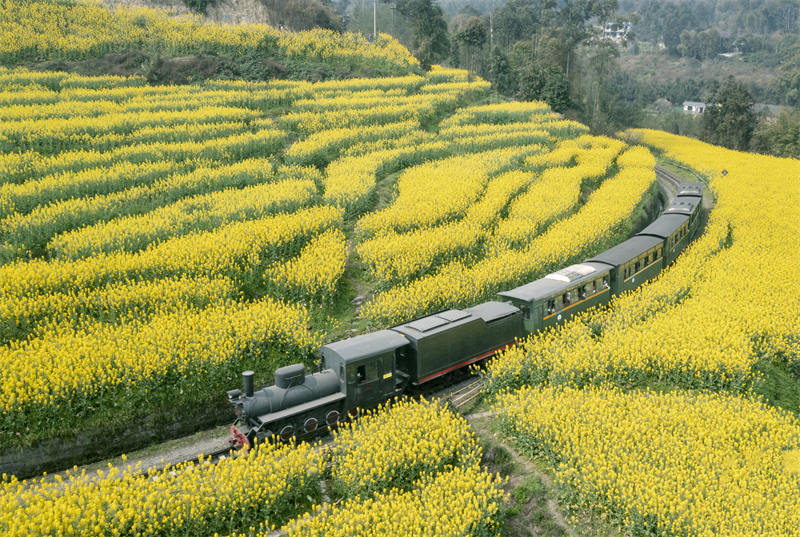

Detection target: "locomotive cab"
[321, 330, 411, 416]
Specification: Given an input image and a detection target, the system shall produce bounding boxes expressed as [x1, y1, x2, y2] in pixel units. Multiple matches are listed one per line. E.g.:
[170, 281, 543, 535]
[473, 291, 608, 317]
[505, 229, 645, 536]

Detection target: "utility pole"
[373, 0, 377, 41]
[489, 0, 494, 49]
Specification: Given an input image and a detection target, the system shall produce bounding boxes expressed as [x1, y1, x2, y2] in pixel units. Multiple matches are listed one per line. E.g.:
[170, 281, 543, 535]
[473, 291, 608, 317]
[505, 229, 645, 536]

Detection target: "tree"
[264, 0, 343, 31]
[750, 107, 800, 158]
[582, 37, 620, 130]
[518, 63, 571, 112]
[493, 0, 555, 48]
[488, 46, 515, 95]
[702, 77, 757, 151]
[677, 30, 700, 60]
[394, 0, 450, 68]
[697, 28, 722, 59]
[558, 0, 618, 76]
[454, 16, 487, 75]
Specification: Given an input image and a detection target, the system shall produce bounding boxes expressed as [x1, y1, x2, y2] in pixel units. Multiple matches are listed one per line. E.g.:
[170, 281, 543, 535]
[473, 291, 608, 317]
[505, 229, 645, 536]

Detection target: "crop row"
[490, 136, 626, 252]
[0, 125, 283, 187]
[279, 94, 464, 135]
[3, 399, 504, 537]
[264, 229, 349, 303]
[0, 442, 323, 537]
[323, 134, 549, 211]
[0, 205, 343, 299]
[357, 170, 535, 285]
[0, 294, 322, 439]
[0, 106, 262, 154]
[493, 385, 800, 537]
[1, 159, 313, 260]
[356, 146, 547, 238]
[284, 120, 420, 168]
[49, 177, 318, 260]
[362, 146, 657, 324]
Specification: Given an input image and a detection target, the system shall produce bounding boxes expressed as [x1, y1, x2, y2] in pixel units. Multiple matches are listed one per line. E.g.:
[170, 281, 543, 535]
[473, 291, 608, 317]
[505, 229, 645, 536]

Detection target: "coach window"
[563, 292, 571, 306]
[592, 280, 598, 293]
[547, 299, 556, 314]
[521, 305, 531, 319]
[578, 285, 586, 300]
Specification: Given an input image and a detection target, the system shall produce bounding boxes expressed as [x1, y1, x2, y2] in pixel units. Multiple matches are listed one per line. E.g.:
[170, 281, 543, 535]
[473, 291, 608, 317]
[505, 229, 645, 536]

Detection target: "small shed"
[682, 101, 706, 114]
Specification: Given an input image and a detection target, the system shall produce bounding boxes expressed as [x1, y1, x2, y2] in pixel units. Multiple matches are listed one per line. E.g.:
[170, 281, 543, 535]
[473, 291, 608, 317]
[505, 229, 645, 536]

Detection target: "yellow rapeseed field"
[5, 7, 795, 535]
[484, 130, 800, 391]
[494, 385, 800, 536]
[0, 441, 324, 537]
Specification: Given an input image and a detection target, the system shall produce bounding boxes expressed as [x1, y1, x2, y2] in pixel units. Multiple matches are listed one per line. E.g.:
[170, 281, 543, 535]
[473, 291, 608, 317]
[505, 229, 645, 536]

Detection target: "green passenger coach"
[497, 262, 612, 333]
[587, 235, 664, 295]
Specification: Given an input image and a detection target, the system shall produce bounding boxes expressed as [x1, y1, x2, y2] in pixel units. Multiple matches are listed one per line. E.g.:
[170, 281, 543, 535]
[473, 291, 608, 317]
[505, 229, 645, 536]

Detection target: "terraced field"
[1, 2, 798, 536]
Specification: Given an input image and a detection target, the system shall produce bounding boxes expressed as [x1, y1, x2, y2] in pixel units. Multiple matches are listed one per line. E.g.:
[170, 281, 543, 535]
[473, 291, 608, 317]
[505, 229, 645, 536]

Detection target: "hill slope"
[0, 0, 419, 82]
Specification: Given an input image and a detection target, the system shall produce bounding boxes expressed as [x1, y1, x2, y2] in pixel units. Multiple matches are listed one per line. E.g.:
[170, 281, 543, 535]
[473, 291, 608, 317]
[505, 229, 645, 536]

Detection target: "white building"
[682, 101, 706, 114]
[603, 22, 632, 43]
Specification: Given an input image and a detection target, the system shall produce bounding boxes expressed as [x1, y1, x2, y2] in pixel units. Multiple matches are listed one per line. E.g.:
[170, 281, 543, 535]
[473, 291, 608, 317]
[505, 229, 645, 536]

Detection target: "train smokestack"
[242, 370, 254, 397]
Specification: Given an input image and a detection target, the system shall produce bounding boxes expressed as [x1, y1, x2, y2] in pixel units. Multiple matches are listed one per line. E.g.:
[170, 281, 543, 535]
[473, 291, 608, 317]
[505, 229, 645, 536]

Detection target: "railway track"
[655, 166, 683, 197]
[447, 378, 484, 411]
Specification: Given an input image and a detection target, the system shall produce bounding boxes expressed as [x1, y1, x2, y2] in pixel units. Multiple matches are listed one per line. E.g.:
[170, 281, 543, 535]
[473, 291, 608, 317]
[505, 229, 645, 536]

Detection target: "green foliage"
[677, 28, 723, 60]
[395, 0, 451, 68]
[750, 106, 800, 157]
[263, 0, 344, 32]
[518, 64, 571, 113]
[641, 109, 702, 139]
[181, 0, 216, 15]
[753, 339, 800, 416]
[454, 16, 487, 74]
[701, 76, 757, 150]
[488, 47, 516, 95]
[493, 0, 556, 49]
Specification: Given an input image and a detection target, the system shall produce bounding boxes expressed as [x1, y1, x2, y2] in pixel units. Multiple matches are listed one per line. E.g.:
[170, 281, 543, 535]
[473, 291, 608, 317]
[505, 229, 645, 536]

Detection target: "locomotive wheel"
[325, 409, 340, 426]
[279, 424, 295, 442]
[303, 417, 318, 433]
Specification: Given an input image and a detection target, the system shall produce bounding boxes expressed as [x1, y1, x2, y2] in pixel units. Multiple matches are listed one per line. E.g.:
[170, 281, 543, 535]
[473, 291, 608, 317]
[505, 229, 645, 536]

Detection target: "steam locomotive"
[227, 182, 703, 447]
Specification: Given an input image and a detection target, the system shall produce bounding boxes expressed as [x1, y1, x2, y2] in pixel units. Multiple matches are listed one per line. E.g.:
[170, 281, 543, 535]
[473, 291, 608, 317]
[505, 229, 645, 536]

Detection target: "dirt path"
[467, 412, 577, 537]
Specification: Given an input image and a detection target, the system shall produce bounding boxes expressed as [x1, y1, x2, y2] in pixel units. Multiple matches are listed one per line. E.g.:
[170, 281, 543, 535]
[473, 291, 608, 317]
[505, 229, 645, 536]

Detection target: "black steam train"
[227, 182, 703, 447]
